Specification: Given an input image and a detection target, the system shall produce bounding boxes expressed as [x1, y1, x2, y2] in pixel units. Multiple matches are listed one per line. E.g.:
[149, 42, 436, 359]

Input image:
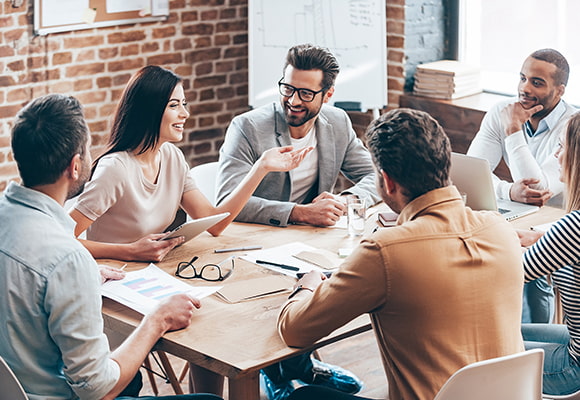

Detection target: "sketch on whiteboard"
[249, 0, 387, 110]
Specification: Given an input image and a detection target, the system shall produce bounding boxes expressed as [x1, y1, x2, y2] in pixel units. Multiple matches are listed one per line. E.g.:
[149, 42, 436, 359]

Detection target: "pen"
[214, 245, 263, 253]
[256, 259, 300, 271]
[119, 263, 128, 271]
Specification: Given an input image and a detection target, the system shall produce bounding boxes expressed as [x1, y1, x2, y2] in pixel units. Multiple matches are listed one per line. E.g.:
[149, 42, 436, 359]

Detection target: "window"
[458, 0, 580, 105]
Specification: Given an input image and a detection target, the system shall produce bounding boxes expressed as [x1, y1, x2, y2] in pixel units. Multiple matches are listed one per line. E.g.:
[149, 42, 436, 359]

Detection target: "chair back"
[543, 388, 580, 399]
[0, 356, 27, 400]
[434, 349, 544, 400]
[189, 162, 219, 206]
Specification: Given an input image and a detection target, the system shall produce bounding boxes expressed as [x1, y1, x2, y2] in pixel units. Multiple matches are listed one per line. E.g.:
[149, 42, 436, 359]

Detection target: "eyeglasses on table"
[175, 255, 235, 281]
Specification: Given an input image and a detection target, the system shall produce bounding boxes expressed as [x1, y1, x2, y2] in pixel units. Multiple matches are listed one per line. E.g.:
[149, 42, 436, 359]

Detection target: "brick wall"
[0, 0, 407, 191]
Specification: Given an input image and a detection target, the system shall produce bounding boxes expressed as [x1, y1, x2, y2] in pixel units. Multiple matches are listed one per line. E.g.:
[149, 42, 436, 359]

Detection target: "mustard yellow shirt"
[278, 186, 525, 400]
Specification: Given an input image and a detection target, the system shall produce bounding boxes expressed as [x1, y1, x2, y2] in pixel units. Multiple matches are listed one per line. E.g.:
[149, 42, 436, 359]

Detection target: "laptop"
[450, 152, 539, 221]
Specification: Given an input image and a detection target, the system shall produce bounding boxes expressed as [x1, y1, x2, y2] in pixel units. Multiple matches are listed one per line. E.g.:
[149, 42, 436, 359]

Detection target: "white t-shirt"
[289, 128, 318, 203]
[74, 143, 197, 243]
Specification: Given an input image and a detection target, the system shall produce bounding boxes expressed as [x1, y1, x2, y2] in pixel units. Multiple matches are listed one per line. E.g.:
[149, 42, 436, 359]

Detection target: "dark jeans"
[287, 386, 373, 400]
[115, 371, 223, 400]
[262, 353, 314, 383]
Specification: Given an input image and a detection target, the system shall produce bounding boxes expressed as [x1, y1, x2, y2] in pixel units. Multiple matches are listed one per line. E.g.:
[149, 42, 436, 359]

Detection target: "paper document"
[242, 242, 342, 277]
[101, 264, 220, 315]
[216, 275, 291, 303]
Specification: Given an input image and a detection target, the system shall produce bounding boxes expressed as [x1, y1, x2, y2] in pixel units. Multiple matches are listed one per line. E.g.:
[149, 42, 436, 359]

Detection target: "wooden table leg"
[157, 351, 184, 395]
[228, 370, 260, 400]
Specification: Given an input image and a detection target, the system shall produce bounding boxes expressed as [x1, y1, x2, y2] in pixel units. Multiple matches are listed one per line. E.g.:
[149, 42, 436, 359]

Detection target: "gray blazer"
[216, 102, 380, 227]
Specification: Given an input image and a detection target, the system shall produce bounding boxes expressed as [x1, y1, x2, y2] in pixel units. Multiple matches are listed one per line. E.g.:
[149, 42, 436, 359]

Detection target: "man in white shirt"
[467, 48, 577, 324]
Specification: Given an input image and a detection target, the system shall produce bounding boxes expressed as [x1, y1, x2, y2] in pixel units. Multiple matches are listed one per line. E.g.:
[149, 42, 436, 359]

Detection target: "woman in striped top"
[519, 111, 580, 395]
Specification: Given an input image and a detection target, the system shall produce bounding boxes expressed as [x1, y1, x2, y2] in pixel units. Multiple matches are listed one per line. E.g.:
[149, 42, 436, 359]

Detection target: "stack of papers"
[413, 60, 482, 99]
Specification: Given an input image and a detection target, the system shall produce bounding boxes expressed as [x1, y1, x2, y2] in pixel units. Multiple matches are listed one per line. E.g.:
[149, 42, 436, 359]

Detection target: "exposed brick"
[185, 48, 221, 64]
[6, 87, 27, 102]
[174, 38, 192, 50]
[108, 31, 147, 44]
[199, 116, 215, 127]
[194, 36, 212, 47]
[220, 8, 237, 19]
[142, 42, 160, 53]
[214, 34, 230, 46]
[201, 10, 219, 20]
[53, 52, 73, 65]
[73, 79, 92, 91]
[181, 11, 199, 22]
[4, 28, 25, 42]
[194, 142, 212, 154]
[121, 44, 140, 56]
[66, 63, 105, 78]
[0, 45, 15, 57]
[195, 62, 213, 76]
[217, 87, 234, 99]
[98, 47, 118, 59]
[193, 75, 227, 89]
[216, 21, 247, 33]
[215, 60, 234, 73]
[76, 49, 96, 62]
[108, 58, 145, 72]
[63, 36, 104, 48]
[199, 89, 215, 101]
[153, 26, 176, 38]
[147, 53, 182, 65]
[182, 23, 214, 36]
[233, 33, 247, 45]
[7, 60, 24, 72]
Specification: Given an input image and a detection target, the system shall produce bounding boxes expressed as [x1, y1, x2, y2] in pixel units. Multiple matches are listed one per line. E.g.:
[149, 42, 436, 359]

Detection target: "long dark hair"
[95, 65, 181, 169]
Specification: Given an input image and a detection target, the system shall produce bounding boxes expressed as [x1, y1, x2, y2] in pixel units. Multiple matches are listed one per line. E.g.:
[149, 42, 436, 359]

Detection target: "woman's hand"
[127, 233, 185, 262]
[258, 146, 313, 172]
[517, 229, 544, 248]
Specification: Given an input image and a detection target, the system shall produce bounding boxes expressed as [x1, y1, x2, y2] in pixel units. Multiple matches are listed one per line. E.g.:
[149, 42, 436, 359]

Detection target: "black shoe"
[297, 359, 363, 394]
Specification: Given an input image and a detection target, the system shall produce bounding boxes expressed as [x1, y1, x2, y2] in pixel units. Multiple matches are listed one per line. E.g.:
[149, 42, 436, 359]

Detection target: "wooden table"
[101, 205, 568, 399]
[101, 218, 374, 400]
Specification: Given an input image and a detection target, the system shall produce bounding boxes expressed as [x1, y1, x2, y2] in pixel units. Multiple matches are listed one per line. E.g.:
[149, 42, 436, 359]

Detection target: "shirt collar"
[3, 181, 76, 234]
[398, 186, 463, 224]
[524, 99, 566, 137]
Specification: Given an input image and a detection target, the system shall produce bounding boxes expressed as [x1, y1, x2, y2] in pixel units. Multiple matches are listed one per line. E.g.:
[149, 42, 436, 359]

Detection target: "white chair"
[544, 389, 580, 399]
[434, 349, 544, 400]
[188, 162, 219, 205]
[0, 356, 27, 400]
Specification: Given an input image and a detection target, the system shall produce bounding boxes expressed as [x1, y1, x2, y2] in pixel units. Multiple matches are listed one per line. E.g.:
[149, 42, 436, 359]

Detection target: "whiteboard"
[249, 0, 387, 111]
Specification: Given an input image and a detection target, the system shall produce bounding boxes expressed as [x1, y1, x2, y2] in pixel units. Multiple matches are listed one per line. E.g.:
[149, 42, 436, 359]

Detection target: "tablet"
[161, 212, 230, 244]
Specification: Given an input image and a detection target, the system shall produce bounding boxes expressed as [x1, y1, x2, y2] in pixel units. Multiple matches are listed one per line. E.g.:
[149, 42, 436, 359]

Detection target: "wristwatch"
[288, 284, 313, 299]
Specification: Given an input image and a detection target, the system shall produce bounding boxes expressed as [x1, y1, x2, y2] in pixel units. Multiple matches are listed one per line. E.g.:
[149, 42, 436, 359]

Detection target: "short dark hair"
[530, 48, 570, 86]
[11, 94, 88, 187]
[104, 65, 182, 158]
[284, 44, 340, 90]
[366, 108, 451, 200]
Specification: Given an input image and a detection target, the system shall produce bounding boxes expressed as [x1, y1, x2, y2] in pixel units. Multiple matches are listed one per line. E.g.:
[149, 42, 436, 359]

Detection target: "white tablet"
[161, 212, 230, 244]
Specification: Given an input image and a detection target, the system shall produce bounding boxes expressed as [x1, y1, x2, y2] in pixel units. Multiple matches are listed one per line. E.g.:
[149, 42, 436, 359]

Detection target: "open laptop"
[450, 152, 539, 221]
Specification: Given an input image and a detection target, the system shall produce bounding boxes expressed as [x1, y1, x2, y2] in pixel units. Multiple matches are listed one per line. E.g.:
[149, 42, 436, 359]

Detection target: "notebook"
[450, 152, 539, 221]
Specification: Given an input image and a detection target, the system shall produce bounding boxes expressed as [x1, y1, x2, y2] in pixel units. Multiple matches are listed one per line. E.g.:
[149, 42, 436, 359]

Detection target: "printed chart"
[102, 264, 220, 315]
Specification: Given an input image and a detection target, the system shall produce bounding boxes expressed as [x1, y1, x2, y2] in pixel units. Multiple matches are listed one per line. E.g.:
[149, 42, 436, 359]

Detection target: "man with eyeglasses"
[216, 44, 377, 399]
[216, 43, 380, 228]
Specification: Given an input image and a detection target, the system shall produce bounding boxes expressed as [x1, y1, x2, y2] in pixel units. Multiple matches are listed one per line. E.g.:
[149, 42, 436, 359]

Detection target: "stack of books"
[413, 60, 482, 99]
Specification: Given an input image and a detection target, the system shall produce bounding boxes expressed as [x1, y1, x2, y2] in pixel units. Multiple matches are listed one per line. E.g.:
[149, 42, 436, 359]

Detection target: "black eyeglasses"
[175, 256, 235, 281]
[278, 78, 326, 102]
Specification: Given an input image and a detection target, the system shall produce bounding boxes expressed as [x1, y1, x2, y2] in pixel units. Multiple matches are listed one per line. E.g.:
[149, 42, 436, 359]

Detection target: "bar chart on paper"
[101, 264, 220, 314]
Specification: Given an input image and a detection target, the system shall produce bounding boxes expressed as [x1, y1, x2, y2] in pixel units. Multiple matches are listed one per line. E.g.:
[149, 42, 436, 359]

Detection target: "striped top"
[524, 210, 580, 360]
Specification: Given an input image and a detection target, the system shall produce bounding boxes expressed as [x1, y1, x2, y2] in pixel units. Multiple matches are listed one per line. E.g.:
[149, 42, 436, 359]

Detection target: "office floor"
[140, 329, 388, 399]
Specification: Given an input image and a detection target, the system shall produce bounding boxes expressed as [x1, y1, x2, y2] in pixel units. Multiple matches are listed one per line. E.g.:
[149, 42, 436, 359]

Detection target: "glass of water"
[347, 197, 366, 237]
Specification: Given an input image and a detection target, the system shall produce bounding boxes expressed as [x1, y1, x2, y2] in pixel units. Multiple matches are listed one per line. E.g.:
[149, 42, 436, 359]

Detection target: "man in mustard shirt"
[278, 108, 525, 400]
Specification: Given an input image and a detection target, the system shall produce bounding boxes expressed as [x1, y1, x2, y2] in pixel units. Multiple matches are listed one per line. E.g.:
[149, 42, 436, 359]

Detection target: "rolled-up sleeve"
[46, 251, 119, 400]
[278, 239, 387, 347]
